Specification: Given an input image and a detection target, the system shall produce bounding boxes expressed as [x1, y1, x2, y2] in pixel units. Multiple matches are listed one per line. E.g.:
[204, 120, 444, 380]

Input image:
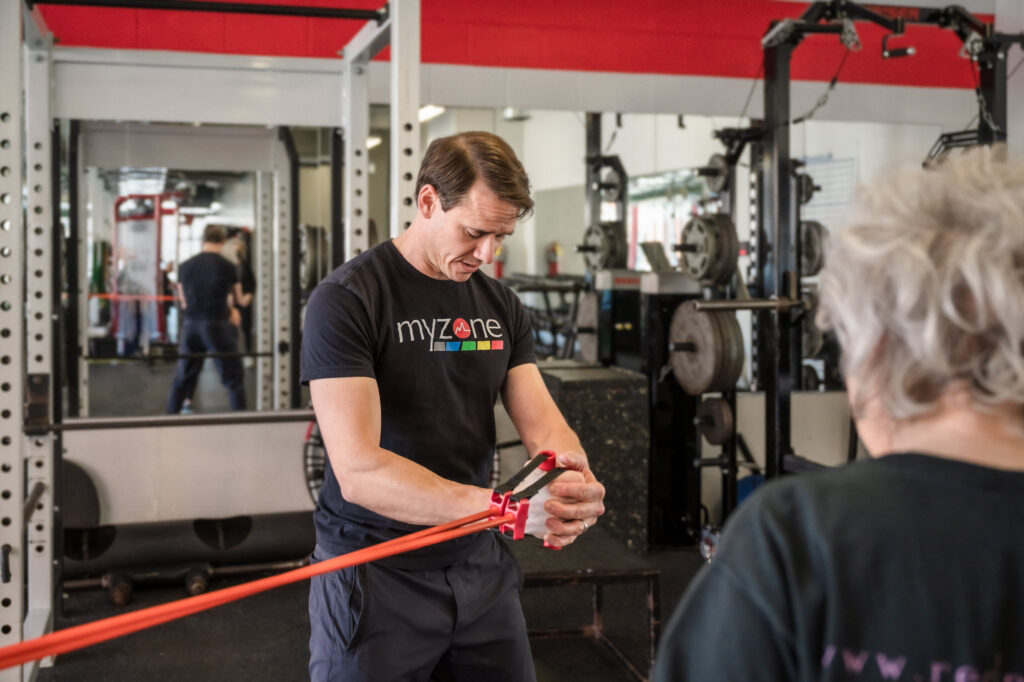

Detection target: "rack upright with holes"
[2, 2, 423, 678]
[0, 3, 29, 679]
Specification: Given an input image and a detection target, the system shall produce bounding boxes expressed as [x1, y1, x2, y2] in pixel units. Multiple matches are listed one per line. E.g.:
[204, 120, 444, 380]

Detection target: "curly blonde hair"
[816, 146, 1024, 420]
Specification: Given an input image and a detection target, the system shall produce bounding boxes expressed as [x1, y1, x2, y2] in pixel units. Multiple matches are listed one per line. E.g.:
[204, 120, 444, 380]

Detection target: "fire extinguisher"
[545, 241, 562, 277]
[494, 245, 507, 279]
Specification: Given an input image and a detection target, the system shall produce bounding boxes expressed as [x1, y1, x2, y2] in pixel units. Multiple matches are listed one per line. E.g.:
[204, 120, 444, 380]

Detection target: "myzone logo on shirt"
[395, 316, 505, 352]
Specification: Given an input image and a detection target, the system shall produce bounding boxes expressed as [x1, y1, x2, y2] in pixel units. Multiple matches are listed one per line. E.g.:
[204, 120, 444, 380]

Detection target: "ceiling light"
[418, 105, 445, 123]
[367, 136, 383, 150]
[178, 206, 214, 216]
[502, 107, 530, 122]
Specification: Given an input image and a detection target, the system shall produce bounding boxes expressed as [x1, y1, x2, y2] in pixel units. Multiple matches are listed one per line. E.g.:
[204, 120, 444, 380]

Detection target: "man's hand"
[229, 307, 242, 327]
[541, 451, 606, 549]
[519, 469, 584, 541]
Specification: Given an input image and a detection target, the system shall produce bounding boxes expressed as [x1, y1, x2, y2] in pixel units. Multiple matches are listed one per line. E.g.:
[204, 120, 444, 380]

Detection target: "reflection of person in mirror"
[233, 229, 256, 357]
[301, 132, 606, 682]
[160, 261, 176, 343]
[654, 146, 1024, 680]
[221, 228, 243, 267]
[165, 224, 252, 413]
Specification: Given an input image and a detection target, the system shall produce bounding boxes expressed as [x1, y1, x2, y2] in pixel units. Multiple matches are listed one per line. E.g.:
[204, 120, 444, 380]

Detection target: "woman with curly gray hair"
[654, 146, 1024, 681]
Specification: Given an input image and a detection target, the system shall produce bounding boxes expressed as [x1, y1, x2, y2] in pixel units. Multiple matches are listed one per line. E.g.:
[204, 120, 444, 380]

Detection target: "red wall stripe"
[38, 1, 991, 89]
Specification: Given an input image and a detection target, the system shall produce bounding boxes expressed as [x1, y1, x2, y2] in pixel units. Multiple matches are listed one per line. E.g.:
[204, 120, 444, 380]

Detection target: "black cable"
[708, 63, 763, 144]
[710, 45, 831, 148]
[958, 52, 1024, 132]
[719, 46, 849, 137]
[603, 127, 618, 154]
[791, 48, 851, 126]
[962, 59, 981, 130]
[737, 65, 765, 126]
[966, 58, 1003, 134]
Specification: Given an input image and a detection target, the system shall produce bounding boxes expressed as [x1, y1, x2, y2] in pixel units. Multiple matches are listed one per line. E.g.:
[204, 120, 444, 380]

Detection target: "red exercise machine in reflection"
[108, 194, 180, 352]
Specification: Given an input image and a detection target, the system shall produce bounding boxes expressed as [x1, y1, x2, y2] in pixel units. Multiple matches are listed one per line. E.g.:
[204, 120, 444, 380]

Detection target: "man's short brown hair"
[202, 224, 227, 244]
[415, 131, 534, 219]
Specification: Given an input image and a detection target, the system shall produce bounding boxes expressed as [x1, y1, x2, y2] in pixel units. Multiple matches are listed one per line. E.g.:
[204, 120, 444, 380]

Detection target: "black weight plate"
[668, 302, 720, 395]
[698, 398, 734, 445]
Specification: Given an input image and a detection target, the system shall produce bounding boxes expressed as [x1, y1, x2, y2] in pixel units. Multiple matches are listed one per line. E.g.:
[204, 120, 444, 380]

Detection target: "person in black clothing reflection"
[236, 230, 256, 356]
[166, 224, 252, 413]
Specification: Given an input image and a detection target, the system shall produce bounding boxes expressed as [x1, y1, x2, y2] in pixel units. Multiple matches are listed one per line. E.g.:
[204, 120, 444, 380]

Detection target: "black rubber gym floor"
[37, 528, 703, 682]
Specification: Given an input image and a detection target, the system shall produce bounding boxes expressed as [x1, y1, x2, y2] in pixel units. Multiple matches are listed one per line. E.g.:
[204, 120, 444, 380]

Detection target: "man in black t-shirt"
[165, 224, 251, 413]
[301, 132, 606, 682]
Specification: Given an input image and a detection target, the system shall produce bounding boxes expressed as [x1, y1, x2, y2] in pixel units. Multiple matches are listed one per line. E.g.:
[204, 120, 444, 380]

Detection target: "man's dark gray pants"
[308, 532, 536, 682]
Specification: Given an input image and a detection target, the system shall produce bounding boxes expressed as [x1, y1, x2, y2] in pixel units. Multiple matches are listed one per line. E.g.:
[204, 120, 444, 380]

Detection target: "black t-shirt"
[178, 251, 238, 321]
[300, 241, 535, 569]
[654, 454, 1024, 681]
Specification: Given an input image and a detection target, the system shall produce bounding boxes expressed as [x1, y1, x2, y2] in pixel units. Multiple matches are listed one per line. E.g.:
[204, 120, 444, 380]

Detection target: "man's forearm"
[331, 445, 495, 526]
[521, 421, 586, 463]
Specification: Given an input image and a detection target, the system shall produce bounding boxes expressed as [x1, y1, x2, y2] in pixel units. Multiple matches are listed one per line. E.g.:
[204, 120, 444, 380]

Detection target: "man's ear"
[418, 184, 441, 219]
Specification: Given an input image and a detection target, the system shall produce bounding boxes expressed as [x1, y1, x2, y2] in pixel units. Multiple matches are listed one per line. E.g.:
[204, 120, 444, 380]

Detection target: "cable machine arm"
[755, 0, 1010, 479]
[805, 1, 903, 33]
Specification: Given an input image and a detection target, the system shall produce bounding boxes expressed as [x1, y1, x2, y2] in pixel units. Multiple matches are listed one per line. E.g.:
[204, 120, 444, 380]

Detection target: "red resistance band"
[0, 452, 568, 671]
[0, 508, 510, 672]
[89, 293, 176, 302]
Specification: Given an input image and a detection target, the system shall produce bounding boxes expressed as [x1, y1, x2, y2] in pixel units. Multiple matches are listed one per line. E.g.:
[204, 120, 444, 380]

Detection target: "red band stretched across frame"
[0, 507, 510, 671]
[89, 293, 176, 302]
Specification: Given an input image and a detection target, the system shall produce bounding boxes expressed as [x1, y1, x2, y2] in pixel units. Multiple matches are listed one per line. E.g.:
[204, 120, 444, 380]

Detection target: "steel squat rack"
[2, 2, 421, 679]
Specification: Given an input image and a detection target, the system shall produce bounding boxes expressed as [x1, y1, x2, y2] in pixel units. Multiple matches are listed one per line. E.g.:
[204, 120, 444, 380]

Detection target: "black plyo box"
[539, 362, 649, 553]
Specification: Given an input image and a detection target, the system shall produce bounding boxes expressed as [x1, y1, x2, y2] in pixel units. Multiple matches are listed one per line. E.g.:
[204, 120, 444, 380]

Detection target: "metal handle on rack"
[1, 544, 11, 583]
[23, 482, 45, 521]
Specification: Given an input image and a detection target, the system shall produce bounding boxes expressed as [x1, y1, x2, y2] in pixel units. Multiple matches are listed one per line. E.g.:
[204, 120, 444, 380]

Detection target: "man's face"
[422, 180, 519, 282]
